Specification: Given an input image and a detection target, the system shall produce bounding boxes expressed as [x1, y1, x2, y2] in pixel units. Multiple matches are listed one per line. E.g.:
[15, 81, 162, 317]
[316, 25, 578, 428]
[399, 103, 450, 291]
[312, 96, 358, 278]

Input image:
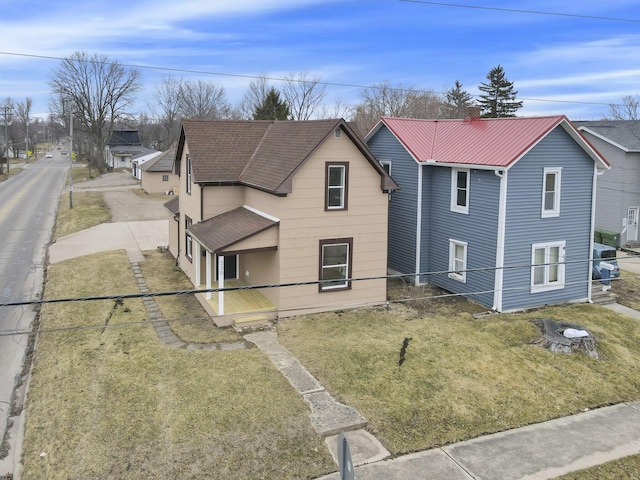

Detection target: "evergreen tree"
[443, 80, 474, 118]
[252, 87, 290, 120]
[477, 65, 523, 118]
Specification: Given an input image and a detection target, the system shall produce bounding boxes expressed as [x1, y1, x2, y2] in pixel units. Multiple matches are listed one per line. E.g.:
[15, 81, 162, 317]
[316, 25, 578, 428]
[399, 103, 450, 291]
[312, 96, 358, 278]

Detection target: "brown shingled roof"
[176, 118, 398, 194]
[187, 206, 278, 253]
[164, 196, 179, 215]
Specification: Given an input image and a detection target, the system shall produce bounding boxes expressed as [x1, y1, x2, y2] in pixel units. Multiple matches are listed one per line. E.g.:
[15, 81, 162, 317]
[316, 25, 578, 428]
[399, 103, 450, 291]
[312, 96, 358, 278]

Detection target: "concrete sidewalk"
[318, 402, 640, 480]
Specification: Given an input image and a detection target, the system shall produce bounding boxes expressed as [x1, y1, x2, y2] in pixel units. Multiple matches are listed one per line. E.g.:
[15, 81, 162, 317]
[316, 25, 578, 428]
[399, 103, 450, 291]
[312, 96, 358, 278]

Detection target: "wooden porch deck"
[196, 279, 277, 327]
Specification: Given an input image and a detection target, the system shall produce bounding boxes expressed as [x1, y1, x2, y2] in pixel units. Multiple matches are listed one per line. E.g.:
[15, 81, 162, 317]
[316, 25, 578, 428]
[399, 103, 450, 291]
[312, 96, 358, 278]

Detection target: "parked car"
[592, 242, 620, 280]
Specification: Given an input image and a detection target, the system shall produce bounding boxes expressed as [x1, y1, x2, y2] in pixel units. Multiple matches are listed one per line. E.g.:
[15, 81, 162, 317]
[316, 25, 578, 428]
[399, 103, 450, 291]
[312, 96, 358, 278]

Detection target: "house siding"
[581, 133, 640, 243]
[141, 171, 179, 194]
[367, 126, 419, 276]
[502, 126, 594, 311]
[426, 167, 499, 308]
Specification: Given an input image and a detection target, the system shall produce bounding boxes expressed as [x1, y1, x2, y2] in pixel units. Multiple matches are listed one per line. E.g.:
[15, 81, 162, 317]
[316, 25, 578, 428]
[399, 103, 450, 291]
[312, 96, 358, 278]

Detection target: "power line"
[0, 50, 622, 109]
[399, 0, 640, 24]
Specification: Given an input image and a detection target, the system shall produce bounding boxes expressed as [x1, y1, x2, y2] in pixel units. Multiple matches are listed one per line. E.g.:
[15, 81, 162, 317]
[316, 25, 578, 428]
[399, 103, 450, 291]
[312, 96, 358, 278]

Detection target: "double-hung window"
[451, 168, 469, 214]
[185, 215, 193, 262]
[319, 238, 352, 291]
[326, 162, 348, 210]
[186, 155, 192, 194]
[448, 239, 468, 282]
[541, 167, 561, 217]
[531, 241, 565, 292]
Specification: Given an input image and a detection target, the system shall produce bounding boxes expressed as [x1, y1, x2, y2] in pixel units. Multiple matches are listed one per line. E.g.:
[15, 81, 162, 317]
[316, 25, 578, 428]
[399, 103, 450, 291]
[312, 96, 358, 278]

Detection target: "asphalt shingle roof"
[141, 145, 177, 172]
[187, 206, 278, 253]
[574, 120, 640, 151]
[164, 196, 179, 215]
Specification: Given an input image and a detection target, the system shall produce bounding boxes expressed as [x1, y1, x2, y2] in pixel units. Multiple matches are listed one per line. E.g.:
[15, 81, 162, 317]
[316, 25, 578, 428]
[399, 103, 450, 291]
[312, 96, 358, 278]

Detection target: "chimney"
[464, 105, 481, 121]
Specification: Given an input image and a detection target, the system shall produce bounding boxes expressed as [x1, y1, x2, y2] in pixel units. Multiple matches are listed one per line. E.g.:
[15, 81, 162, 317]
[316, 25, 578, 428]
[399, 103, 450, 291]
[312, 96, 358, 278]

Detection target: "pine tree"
[252, 87, 290, 120]
[477, 65, 523, 118]
[443, 80, 474, 118]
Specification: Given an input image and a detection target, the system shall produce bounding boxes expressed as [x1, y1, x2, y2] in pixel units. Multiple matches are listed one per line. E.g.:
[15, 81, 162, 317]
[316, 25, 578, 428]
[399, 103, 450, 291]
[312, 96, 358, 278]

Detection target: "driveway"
[50, 172, 170, 263]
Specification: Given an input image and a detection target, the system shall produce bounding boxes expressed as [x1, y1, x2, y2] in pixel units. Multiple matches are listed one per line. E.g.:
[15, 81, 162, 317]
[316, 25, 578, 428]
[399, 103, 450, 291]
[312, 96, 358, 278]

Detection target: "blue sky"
[1, 0, 640, 120]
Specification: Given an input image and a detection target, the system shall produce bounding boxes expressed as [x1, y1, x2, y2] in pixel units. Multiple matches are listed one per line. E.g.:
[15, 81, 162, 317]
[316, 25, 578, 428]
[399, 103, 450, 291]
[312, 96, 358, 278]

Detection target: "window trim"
[379, 160, 391, 176]
[450, 168, 470, 214]
[541, 167, 561, 218]
[185, 215, 193, 262]
[448, 239, 468, 283]
[186, 154, 192, 195]
[531, 241, 566, 292]
[325, 162, 349, 211]
[319, 238, 353, 291]
[162, 174, 169, 182]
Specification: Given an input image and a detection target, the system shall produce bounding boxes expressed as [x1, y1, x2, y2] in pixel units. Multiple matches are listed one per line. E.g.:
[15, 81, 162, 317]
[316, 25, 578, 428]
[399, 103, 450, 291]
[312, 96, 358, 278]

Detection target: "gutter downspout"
[415, 163, 424, 285]
[493, 169, 507, 312]
[588, 165, 603, 303]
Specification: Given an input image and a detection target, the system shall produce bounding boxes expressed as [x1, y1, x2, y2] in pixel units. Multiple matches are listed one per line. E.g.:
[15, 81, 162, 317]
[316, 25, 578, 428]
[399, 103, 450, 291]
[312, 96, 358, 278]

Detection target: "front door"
[627, 207, 639, 243]
[224, 254, 238, 279]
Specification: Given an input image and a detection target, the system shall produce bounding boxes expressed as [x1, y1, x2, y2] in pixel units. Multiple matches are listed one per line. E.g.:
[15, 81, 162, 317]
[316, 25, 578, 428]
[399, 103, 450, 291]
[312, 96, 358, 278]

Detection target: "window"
[531, 241, 565, 292]
[541, 167, 561, 217]
[325, 162, 349, 210]
[451, 168, 469, 214]
[319, 238, 353, 291]
[448, 239, 468, 282]
[186, 155, 192, 194]
[379, 161, 391, 176]
[162, 175, 169, 182]
[185, 215, 193, 262]
[334, 128, 342, 138]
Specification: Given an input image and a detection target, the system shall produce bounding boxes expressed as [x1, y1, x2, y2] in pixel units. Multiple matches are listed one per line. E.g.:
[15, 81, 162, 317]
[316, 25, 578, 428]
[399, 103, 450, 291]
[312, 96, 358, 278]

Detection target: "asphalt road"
[0, 152, 68, 465]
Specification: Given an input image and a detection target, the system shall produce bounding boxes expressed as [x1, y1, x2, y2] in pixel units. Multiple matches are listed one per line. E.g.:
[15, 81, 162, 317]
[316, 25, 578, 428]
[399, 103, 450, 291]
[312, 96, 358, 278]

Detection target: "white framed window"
[541, 167, 561, 217]
[448, 239, 468, 282]
[379, 160, 391, 176]
[162, 175, 169, 182]
[185, 215, 193, 261]
[319, 238, 352, 291]
[186, 155, 192, 194]
[326, 163, 348, 210]
[451, 168, 469, 214]
[531, 241, 565, 292]
[334, 128, 342, 138]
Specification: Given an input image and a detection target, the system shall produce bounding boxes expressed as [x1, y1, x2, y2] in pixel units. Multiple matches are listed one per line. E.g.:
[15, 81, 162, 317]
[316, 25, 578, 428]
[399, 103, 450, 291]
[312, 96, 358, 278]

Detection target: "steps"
[591, 287, 617, 305]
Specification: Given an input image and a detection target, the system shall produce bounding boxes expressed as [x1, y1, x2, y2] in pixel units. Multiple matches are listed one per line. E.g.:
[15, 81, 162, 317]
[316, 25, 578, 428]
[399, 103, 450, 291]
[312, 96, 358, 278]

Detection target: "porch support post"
[194, 242, 201, 286]
[205, 251, 212, 300]
[218, 255, 225, 315]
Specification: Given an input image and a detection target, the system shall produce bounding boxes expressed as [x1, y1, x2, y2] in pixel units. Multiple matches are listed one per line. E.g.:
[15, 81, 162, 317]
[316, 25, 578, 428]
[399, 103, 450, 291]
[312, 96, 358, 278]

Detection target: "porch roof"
[188, 206, 278, 254]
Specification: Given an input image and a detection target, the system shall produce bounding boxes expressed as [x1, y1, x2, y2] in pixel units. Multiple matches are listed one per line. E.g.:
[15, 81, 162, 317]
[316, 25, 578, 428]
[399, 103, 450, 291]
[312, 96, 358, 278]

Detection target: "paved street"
[0, 154, 67, 468]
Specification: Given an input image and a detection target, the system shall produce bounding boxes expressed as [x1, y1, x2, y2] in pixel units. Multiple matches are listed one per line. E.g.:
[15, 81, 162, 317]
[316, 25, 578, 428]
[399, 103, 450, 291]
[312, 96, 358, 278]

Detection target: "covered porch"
[188, 206, 280, 327]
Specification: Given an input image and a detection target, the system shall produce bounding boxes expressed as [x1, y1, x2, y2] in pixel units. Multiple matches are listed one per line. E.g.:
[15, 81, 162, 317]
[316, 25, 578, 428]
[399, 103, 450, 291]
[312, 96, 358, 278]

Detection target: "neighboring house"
[140, 145, 179, 193]
[105, 130, 158, 170]
[131, 150, 162, 180]
[365, 116, 609, 312]
[575, 120, 640, 247]
[167, 118, 397, 327]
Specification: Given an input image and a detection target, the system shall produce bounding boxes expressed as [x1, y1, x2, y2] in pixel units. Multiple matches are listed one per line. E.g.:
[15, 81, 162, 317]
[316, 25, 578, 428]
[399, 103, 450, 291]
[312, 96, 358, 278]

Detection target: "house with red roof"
[365, 116, 609, 312]
[166, 118, 397, 327]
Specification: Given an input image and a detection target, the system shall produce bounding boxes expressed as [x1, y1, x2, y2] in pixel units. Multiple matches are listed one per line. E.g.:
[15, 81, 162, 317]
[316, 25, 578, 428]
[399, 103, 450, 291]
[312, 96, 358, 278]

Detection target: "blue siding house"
[366, 116, 610, 312]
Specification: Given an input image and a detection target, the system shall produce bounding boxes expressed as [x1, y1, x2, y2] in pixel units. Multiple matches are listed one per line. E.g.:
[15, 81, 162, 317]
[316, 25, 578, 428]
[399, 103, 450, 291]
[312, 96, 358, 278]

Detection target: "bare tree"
[607, 95, 640, 120]
[238, 75, 271, 119]
[49, 51, 141, 172]
[14, 98, 33, 157]
[281, 71, 328, 120]
[148, 75, 184, 145]
[179, 79, 232, 120]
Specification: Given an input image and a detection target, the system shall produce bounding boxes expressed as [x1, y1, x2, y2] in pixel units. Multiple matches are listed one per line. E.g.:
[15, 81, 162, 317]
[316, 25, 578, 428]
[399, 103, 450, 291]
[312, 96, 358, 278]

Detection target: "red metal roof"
[377, 115, 604, 168]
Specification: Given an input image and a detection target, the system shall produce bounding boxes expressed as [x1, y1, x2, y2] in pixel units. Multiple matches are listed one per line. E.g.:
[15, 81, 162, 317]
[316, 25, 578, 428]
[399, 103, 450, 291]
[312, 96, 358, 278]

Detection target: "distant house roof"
[164, 196, 179, 215]
[175, 118, 398, 195]
[108, 130, 141, 147]
[574, 120, 640, 152]
[109, 145, 157, 157]
[367, 116, 609, 170]
[140, 145, 177, 172]
[187, 206, 278, 253]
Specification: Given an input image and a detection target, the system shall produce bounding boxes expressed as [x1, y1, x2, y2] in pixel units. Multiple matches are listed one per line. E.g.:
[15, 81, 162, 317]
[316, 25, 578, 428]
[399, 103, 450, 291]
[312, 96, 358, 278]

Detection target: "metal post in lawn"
[69, 110, 73, 209]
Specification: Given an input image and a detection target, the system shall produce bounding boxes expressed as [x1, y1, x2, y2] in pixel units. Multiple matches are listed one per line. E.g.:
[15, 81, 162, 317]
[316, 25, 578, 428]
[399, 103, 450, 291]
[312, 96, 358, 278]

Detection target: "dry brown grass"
[611, 270, 640, 311]
[22, 251, 334, 479]
[277, 301, 640, 455]
[556, 454, 640, 479]
[54, 191, 111, 239]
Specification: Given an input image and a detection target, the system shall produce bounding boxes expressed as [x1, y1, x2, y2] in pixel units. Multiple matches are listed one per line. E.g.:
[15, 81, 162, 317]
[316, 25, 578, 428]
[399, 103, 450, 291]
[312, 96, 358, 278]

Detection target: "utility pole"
[69, 110, 74, 209]
[2, 105, 11, 174]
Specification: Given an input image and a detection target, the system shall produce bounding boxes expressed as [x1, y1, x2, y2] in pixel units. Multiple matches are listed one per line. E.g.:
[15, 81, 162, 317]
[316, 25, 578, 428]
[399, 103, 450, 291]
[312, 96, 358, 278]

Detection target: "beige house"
[166, 118, 398, 327]
[140, 146, 179, 194]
